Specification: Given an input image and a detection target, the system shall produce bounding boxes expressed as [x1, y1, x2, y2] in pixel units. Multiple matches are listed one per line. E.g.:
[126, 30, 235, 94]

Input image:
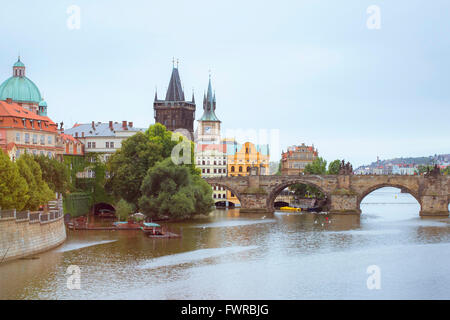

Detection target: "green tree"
[139, 158, 213, 219]
[106, 132, 164, 205]
[328, 159, 341, 175]
[0, 151, 29, 210]
[16, 154, 54, 210]
[115, 199, 134, 221]
[34, 155, 70, 193]
[304, 157, 327, 175]
[107, 123, 198, 207]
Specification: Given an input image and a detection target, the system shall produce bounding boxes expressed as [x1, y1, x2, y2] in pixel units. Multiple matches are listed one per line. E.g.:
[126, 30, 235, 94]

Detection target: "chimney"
[122, 121, 127, 130]
[91, 121, 95, 130]
[109, 121, 113, 130]
[6, 98, 12, 104]
[82, 132, 84, 138]
[128, 121, 133, 128]
[75, 132, 78, 138]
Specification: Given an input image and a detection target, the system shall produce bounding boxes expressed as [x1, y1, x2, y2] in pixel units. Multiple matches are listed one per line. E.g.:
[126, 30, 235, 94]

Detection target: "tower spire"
[199, 74, 220, 122]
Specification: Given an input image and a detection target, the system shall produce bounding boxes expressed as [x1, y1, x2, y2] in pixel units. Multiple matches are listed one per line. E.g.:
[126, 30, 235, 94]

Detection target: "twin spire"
[200, 74, 220, 122]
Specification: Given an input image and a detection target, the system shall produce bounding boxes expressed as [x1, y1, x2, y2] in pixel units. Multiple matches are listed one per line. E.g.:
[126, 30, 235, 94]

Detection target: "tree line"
[0, 123, 214, 220]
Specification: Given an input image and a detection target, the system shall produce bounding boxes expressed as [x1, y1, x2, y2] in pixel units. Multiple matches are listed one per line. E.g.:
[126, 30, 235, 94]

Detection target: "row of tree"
[0, 152, 68, 211]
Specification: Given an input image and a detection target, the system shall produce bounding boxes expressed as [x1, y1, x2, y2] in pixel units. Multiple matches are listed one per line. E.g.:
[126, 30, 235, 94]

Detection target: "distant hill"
[358, 154, 450, 169]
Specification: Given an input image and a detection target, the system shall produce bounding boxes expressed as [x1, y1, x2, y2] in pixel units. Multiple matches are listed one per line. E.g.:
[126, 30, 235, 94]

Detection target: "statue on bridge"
[339, 160, 353, 175]
[425, 164, 441, 177]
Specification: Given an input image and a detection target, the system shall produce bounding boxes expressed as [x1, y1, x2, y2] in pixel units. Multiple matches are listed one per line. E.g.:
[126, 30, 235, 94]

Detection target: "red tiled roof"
[0, 100, 57, 133]
[60, 133, 82, 144]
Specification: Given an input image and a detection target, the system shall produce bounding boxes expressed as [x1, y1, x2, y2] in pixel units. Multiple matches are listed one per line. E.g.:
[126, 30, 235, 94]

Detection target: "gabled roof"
[165, 67, 185, 101]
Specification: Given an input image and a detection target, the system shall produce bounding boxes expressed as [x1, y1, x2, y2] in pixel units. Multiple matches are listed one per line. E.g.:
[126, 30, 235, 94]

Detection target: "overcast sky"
[0, 0, 449, 166]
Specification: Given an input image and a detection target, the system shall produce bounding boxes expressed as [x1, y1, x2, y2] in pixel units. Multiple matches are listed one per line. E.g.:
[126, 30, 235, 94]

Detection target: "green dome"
[0, 76, 42, 103]
[39, 99, 47, 107]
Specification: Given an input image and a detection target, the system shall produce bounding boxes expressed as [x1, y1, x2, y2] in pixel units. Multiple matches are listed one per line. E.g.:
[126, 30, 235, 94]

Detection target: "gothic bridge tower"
[154, 62, 196, 140]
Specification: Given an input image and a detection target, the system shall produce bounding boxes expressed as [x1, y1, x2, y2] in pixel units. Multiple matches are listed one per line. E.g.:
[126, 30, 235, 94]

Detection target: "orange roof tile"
[0, 100, 57, 133]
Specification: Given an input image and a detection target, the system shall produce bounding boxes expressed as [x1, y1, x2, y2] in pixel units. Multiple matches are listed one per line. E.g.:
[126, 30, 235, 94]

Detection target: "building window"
[16, 133, 20, 142]
[40, 135, 45, 145]
[88, 142, 91, 148]
[231, 166, 235, 172]
[92, 142, 96, 148]
[239, 166, 243, 172]
[48, 136, 52, 144]
[48, 152, 52, 158]
[15, 149, 20, 159]
[32, 134, 37, 144]
[247, 166, 250, 172]
[207, 169, 210, 173]
[110, 142, 114, 148]
[214, 169, 217, 174]
[106, 142, 109, 148]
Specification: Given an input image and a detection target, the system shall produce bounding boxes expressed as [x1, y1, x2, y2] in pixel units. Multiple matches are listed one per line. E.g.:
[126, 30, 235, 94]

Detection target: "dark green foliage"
[327, 159, 341, 175]
[63, 192, 92, 217]
[34, 155, 70, 193]
[107, 123, 199, 208]
[106, 132, 163, 205]
[139, 158, 214, 219]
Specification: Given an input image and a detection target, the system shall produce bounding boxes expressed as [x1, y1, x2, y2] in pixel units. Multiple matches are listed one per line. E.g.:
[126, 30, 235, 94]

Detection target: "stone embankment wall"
[0, 209, 66, 263]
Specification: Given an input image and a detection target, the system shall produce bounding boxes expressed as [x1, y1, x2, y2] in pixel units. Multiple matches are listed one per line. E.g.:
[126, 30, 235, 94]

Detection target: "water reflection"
[0, 187, 448, 299]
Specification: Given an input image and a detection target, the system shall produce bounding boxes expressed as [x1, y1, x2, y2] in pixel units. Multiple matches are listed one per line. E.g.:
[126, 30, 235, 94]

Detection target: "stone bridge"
[204, 174, 450, 216]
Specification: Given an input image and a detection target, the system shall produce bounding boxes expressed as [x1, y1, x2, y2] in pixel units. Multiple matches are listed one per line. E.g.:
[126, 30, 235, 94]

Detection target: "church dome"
[0, 58, 42, 104]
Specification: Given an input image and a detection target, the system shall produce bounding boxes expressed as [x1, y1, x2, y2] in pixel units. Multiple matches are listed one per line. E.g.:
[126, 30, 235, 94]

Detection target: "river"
[0, 187, 449, 299]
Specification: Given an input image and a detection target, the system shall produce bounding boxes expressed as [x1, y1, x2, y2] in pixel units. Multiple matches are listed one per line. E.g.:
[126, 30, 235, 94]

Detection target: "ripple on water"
[138, 246, 258, 269]
[54, 240, 117, 253]
[192, 219, 276, 229]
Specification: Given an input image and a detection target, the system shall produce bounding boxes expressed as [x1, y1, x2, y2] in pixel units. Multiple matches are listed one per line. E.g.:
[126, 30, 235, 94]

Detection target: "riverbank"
[0, 210, 66, 263]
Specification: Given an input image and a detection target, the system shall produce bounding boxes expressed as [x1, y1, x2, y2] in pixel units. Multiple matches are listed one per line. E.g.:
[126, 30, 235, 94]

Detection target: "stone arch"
[206, 182, 243, 206]
[91, 202, 115, 216]
[357, 183, 421, 212]
[267, 179, 329, 211]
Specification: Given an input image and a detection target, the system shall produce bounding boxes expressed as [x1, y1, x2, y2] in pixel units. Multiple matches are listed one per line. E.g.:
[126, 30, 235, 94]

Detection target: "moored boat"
[279, 206, 302, 212]
[141, 222, 163, 235]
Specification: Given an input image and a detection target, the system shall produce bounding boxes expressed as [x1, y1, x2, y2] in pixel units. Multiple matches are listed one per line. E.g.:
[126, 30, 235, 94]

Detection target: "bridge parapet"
[204, 174, 449, 216]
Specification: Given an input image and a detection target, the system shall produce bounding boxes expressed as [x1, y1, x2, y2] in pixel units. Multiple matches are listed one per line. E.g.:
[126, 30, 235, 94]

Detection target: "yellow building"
[225, 141, 270, 206]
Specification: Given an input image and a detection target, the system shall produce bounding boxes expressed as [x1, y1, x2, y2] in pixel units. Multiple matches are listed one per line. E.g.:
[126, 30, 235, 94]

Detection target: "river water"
[1, 187, 449, 300]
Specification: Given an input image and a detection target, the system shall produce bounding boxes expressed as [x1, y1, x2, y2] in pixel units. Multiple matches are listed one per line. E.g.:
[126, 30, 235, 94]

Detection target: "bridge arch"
[267, 179, 329, 211]
[206, 182, 243, 207]
[357, 183, 422, 213]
